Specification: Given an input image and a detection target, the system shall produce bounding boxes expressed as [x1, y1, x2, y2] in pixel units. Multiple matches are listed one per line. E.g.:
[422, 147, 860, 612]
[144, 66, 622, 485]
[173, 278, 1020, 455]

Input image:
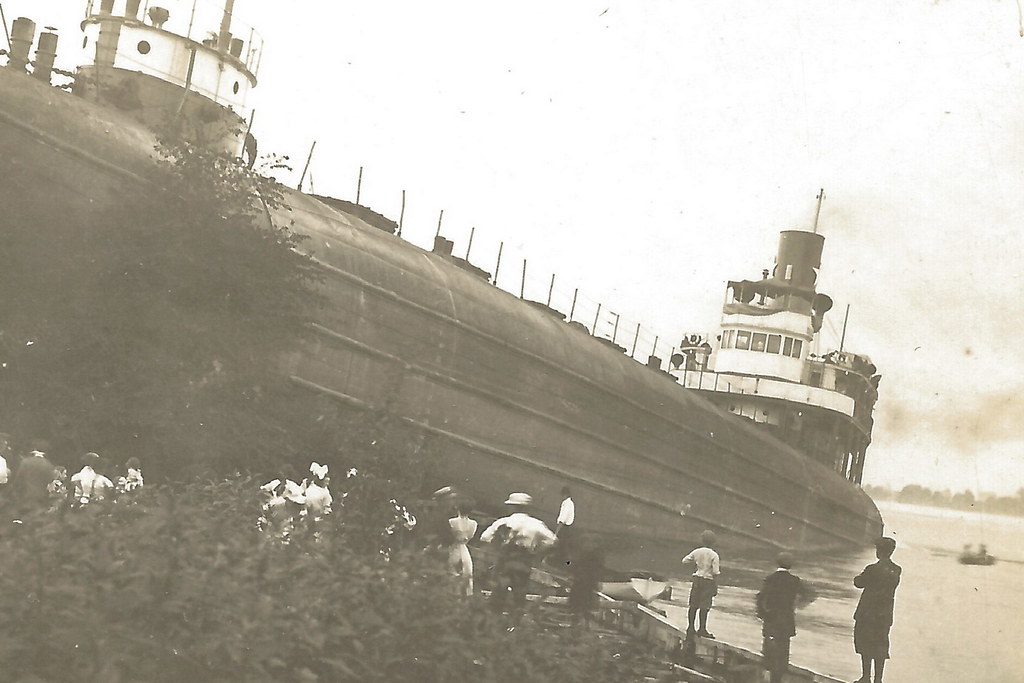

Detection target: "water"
[658, 501, 1024, 682]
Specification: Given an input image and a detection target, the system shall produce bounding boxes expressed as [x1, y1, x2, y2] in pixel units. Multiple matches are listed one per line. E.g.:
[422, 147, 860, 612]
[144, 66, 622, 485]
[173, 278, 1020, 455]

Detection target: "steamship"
[0, 0, 882, 572]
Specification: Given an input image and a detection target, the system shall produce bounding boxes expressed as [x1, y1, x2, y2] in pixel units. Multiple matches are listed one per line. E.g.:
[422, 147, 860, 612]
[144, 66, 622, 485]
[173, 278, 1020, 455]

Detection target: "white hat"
[260, 478, 282, 493]
[30, 450, 46, 457]
[432, 485, 455, 500]
[309, 462, 329, 480]
[503, 492, 532, 506]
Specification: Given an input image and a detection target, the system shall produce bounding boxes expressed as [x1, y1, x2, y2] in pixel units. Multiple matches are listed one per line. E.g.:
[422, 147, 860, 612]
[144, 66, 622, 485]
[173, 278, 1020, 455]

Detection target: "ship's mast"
[839, 303, 850, 352]
[812, 188, 825, 234]
[218, 0, 236, 53]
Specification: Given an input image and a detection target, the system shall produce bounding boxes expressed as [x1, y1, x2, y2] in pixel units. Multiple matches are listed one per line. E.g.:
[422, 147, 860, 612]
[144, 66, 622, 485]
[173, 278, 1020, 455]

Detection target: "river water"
[657, 501, 1024, 682]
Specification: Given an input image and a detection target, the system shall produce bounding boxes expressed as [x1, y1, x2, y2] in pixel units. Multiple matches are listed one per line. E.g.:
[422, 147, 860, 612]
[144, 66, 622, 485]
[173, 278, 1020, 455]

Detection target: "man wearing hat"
[853, 537, 901, 683]
[417, 485, 459, 552]
[756, 552, 817, 683]
[70, 452, 114, 506]
[480, 492, 557, 617]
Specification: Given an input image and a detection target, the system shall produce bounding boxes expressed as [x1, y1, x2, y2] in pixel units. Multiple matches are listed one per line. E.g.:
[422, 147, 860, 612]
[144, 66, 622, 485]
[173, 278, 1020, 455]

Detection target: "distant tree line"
[864, 484, 1024, 518]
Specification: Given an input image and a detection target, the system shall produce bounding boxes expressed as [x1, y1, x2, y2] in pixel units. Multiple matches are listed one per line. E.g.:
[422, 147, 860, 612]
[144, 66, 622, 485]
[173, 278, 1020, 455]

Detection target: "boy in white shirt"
[682, 529, 721, 638]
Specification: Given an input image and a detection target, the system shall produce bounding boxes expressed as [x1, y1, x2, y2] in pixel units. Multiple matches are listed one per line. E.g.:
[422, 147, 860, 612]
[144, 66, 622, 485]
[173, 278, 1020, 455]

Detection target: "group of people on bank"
[424, 485, 579, 617]
[683, 531, 901, 683]
[0, 436, 145, 512]
[257, 461, 335, 542]
[427, 482, 901, 683]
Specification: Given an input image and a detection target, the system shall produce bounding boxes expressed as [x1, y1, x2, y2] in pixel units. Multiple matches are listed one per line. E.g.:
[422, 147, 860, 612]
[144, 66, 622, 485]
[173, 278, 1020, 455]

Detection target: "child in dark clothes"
[568, 537, 605, 626]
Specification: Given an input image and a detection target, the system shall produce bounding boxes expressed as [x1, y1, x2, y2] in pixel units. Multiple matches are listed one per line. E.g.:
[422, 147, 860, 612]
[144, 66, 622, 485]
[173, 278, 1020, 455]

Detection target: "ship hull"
[0, 68, 882, 574]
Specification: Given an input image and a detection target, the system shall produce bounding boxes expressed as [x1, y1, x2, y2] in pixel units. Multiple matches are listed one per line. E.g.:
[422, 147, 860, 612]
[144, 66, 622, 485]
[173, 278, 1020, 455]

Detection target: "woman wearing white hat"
[303, 462, 332, 518]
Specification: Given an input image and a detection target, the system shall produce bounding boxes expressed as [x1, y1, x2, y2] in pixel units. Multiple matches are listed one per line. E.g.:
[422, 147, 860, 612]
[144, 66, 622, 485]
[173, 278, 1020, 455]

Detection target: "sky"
[7, 0, 1024, 495]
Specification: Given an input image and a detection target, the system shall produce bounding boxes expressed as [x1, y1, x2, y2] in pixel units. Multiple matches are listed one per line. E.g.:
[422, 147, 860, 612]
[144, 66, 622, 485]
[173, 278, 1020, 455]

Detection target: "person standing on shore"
[70, 452, 114, 507]
[567, 536, 604, 627]
[0, 434, 10, 494]
[853, 537, 901, 683]
[682, 529, 720, 638]
[480, 492, 557, 621]
[447, 499, 478, 596]
[756, 552, 817, 683]
[552, 485, 576, 566]
[14, 449, 58, 509]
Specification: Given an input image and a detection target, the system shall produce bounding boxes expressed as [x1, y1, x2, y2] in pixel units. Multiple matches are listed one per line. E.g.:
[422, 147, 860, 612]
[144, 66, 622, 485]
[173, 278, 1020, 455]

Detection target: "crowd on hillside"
[0, 435, 144, 513]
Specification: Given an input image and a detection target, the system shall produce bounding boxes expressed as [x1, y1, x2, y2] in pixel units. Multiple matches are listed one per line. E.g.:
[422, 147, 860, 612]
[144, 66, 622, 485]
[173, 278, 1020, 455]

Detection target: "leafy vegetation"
[0, 480, 647, 683]
[0, 137, 331, 479]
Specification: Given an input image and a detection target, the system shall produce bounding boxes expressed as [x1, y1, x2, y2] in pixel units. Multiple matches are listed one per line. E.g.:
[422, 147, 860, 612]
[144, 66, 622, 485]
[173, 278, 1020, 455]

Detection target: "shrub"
[0, 479, 647, 683]
[0, 138, 326, 479]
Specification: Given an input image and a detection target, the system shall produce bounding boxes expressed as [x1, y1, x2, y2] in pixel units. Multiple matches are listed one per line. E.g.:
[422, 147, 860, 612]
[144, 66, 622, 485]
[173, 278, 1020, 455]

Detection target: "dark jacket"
[12, 454, 56, 505]
[853, 559, 901, 627]
[756, 569, 811, 638]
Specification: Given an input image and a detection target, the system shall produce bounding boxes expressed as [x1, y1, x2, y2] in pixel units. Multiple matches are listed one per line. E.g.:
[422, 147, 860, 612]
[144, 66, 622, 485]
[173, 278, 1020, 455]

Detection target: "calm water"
[659, 501, 1024, 682]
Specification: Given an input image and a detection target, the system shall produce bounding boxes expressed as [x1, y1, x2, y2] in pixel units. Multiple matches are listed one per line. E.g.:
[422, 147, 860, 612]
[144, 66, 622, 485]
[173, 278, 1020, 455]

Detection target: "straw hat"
[432, 485, 456, 500]
[503, 492, 532, 506]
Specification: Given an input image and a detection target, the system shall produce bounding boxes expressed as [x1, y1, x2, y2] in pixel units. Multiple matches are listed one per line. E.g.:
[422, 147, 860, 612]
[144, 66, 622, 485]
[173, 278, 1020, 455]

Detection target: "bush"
[0, 138, 327, 479]
[0, 480, 647, 683]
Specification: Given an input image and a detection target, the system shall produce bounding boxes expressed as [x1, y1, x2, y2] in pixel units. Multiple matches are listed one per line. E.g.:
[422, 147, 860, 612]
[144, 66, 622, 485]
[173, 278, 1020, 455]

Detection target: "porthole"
[137, 40, 151, 55]
[232, 81, 240, 94]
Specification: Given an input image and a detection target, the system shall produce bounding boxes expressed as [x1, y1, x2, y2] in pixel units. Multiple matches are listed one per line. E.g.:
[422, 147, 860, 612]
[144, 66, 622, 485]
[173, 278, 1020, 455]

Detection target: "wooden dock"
[526, 567, 848, 683]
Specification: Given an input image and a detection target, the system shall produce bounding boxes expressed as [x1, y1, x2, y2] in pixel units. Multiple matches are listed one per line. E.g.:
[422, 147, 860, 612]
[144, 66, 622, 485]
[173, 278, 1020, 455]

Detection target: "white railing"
[672, 369, 856, 417]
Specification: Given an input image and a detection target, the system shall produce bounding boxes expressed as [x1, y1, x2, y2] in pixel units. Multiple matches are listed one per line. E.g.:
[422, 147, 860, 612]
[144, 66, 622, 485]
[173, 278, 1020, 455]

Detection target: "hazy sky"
[10, 0, 1024, 495]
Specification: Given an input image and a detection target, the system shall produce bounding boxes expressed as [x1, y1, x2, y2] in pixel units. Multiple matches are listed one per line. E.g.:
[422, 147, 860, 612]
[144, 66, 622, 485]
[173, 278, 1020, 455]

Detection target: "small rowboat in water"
[599, 577, 669, 603]
[958, 545, 996, 565]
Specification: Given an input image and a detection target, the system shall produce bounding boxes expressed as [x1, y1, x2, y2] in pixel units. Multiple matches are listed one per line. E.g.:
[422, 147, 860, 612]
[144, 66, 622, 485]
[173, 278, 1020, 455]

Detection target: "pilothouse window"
[752, 333, 767, 352]
[735, 331, 751, 350]
[767, 334, 781, 354]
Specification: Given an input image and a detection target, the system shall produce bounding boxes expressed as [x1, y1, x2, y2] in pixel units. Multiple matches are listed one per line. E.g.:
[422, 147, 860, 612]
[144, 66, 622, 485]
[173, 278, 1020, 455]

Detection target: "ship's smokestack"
[31, 30, 58, 84]
[126, 0, 143, 20]
[773, 230, 824, 290]
[8, 17, 36, 73]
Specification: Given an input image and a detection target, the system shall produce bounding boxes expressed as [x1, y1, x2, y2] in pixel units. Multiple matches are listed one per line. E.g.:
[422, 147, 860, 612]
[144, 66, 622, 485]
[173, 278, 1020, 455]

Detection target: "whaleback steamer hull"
[0, 64, 881, 572]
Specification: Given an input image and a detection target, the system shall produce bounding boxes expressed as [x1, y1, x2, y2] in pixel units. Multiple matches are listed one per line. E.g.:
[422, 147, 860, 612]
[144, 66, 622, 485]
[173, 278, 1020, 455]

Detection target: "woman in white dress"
[447, 501, 478, 597]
